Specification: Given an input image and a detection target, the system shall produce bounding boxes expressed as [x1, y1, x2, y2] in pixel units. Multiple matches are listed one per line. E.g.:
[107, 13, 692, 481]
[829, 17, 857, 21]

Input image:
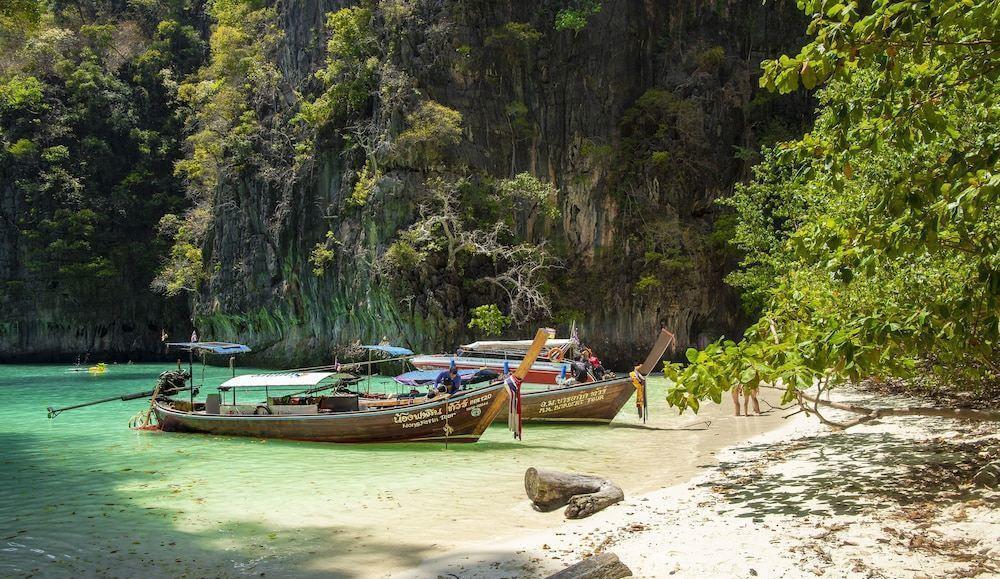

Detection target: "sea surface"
[0, 363, 784, 578]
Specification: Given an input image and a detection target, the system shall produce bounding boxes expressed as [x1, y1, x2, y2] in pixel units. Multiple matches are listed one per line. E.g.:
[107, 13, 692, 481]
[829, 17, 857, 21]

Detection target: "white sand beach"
[400, 389, 1000, 579]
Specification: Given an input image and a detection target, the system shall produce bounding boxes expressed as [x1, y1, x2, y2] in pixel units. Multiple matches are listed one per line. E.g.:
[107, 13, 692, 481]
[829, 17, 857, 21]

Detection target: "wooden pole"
[188, 351, 194, 407]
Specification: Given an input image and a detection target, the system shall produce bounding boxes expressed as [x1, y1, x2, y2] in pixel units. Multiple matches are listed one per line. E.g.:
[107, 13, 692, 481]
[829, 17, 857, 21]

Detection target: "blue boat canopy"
[359, 345, 413, 356]
[166, 342, 252, 355]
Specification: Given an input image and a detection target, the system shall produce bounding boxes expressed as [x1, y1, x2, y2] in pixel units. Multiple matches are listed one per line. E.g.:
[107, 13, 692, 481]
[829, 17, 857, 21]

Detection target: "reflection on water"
[0, 364, 784, 577]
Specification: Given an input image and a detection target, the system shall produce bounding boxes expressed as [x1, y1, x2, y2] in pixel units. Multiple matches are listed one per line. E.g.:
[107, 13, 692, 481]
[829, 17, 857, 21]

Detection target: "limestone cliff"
[0, 0, 810, 366]
[191, 0, 810, 367]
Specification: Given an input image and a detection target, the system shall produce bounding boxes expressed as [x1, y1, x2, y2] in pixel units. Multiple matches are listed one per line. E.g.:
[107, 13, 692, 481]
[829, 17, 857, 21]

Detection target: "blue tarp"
[394, 368, 479, 386]
[360, 345, 413, 356]
[166, 342, 252, 355]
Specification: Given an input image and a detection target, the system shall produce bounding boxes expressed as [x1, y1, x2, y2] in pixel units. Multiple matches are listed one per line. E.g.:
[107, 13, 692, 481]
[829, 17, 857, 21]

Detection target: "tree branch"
[779, 385, 1000, 429]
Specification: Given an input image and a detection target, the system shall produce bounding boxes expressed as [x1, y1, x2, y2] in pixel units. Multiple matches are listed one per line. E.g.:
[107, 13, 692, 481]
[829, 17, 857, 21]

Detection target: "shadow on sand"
[707, 428, 993, 519]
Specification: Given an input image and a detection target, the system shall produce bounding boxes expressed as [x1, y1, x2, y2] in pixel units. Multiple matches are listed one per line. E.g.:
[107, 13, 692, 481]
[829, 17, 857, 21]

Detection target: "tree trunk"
[545, 552, 633, 579]
[525, 467, 624, 519]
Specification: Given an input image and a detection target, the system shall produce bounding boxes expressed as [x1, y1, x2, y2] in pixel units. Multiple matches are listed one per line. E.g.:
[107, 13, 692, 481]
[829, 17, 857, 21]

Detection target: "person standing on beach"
[743, 386, 761, 415]
[732, 385, 762, 416]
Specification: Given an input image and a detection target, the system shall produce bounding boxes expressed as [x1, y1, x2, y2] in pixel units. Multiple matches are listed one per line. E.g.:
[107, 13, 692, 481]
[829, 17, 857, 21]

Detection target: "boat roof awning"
[220, 372, 339, 388]
[167, 342, 252, 355]
[460, 338, 571, 352]
[359, 345, 413, 356]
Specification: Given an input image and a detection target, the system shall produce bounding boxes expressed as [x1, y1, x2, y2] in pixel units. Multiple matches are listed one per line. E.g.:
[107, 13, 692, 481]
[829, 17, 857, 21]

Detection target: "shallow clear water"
[0, 363, 782, 578]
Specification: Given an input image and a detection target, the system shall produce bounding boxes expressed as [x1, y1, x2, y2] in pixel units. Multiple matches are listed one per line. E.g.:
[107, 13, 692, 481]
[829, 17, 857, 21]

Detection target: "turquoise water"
[0, 363, 781, 578]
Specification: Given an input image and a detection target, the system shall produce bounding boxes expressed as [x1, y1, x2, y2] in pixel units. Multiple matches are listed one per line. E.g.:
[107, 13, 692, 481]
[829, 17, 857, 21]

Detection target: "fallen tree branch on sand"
[525, 467, 624, 519]
[545, 552, 633, 579]
[763, 383, 1000, 430]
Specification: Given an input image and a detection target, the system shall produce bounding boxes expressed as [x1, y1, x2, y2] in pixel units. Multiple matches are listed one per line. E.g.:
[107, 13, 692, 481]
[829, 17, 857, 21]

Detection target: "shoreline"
[391, 402, 807, 579]
[398, 389, 999, 578]
[2, 367, 793, 579]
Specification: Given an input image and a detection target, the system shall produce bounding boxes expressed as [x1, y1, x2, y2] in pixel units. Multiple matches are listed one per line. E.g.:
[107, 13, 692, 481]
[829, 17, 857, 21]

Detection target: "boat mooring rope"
[129, 373, 167, 430]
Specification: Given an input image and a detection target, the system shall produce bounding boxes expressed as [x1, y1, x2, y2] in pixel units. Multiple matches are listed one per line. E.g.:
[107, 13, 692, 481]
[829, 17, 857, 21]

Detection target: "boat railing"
[451, 349, 578, 362]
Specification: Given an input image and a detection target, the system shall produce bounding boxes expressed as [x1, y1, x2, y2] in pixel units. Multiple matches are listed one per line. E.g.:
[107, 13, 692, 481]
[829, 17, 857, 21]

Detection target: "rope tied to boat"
[129, 370, 186, 430]
[128, 381, 162, 430]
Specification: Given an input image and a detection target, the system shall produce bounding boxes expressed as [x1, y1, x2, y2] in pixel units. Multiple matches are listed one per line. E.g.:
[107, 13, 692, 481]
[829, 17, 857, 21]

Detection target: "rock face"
[192, 0, 810, 367]
[0, 141, 189, 364]
[0, 191, 187, 362]
[0, 0, 811, 365]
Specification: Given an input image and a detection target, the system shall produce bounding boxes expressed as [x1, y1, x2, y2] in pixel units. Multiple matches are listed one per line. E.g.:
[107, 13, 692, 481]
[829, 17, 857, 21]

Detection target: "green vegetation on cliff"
[0, 0, 203, 305]
[299, 6, 377, 131]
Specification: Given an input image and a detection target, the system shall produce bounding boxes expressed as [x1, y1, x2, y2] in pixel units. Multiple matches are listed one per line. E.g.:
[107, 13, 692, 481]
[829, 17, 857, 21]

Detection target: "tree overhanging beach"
[664, 0, 999, 424]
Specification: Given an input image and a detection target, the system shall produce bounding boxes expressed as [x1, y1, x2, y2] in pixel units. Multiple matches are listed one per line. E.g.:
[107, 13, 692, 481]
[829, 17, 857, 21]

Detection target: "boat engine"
[156, 370, 190, 396]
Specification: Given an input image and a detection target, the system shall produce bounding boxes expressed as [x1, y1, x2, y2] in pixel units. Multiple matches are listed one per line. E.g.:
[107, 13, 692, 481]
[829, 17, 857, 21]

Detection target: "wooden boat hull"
[153, 382, 509, 444]
[410, 354, 578, 385]
[495, 377, 636, 423]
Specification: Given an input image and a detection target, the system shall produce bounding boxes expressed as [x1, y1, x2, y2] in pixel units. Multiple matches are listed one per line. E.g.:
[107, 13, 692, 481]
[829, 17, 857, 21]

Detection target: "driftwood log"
[525, 467, 624, 519]
[545, 552, 633, 579]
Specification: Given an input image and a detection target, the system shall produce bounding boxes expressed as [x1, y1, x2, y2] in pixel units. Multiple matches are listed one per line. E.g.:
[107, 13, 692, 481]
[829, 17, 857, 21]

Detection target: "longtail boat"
[410, 336, 594, 385]
[152, 380, 509, 443]
[495, 377, 636, 423]
[494, 329, 676, 423]
[149, 330, 550, 444]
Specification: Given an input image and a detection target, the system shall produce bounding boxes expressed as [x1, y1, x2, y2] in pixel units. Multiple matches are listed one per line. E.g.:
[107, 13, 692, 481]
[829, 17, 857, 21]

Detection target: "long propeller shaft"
[47, 386, 193, 418]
